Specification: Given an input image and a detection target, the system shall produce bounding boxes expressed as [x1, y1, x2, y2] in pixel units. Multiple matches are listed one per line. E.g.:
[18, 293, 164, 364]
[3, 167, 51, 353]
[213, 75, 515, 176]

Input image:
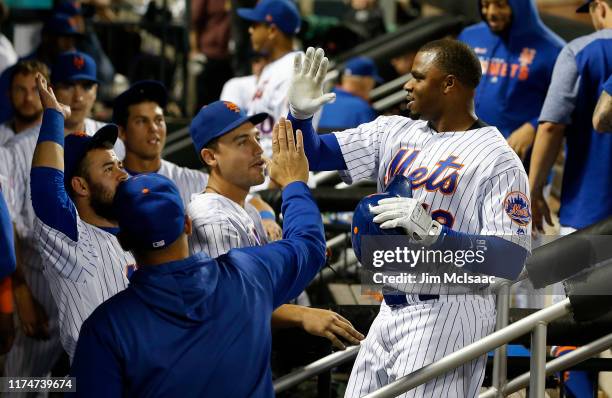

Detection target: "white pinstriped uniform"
[0, 122, 16, 146]
[33, 215, 132, 360]
[187, 193, 311, 306]
[187, 193, 267, 257]
[155, 160, 207, 207]
[0, 118, 126, 377]
[339, 116, 531, 398]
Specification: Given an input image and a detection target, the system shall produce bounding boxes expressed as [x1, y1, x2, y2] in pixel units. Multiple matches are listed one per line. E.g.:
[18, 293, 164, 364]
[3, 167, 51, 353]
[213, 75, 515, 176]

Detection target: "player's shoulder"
[5, 124, 39, 147]
[160, 160, 207, 181]
[458, 21, 490, 40]
[261, 51, 297, 82]
[187, 193, 239, 222]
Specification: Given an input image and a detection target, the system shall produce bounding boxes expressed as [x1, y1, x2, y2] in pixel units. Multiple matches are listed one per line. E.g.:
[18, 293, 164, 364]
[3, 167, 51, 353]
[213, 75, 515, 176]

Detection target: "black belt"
[383, 294, 440, 306]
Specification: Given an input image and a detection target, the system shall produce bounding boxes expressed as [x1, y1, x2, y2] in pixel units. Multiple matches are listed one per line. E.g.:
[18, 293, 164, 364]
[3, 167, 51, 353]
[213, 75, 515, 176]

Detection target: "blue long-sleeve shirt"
[69, 181, 326, 397]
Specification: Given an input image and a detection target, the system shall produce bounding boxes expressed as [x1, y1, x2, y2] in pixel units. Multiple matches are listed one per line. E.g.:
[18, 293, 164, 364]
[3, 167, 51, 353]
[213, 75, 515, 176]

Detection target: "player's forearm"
[32, 109, 65, 171]
[271, 304, 305, 329]
[593, 91, 612, 132]
[435, 227, 529, 280]
[528, 122, 564, 193]
[287, 113, 346, 171]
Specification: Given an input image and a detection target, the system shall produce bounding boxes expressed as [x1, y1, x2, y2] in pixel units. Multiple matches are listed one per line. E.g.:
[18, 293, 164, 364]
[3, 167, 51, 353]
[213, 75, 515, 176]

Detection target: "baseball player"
[29, 72, 132, 360]
[529, 0, 612, 235]
[112, 80, 207, 206]
[0, 60, 48, 145]
[237, 0, 306, 159]
[0, 50, 126, 378]
[188, 102, 364, 348]
[286, 43, 531, 397]
[70, 122, 328, 397]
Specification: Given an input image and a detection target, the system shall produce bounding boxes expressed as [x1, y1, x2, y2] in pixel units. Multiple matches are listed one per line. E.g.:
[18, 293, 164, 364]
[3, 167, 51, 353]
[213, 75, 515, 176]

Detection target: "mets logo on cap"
[223, 101, 241, 113]
[73, 55, 85, 70]
[504, 191, 531, 226]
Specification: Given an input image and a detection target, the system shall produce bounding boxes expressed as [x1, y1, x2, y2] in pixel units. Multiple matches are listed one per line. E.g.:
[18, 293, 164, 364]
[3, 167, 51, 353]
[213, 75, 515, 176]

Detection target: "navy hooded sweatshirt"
[69, 182, 326, 397]
[458, 0, 565, 138]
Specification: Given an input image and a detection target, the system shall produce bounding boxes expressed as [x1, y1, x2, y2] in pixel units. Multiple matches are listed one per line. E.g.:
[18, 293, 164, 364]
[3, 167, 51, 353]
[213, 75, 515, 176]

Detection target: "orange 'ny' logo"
[73, 56, 85, 70]
[223, 101, 240, 113]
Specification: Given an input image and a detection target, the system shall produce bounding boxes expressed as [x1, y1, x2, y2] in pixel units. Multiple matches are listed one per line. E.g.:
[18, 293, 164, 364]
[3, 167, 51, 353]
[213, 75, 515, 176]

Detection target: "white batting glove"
[288, 47, 336, 120]
[370, 197, 443, 247]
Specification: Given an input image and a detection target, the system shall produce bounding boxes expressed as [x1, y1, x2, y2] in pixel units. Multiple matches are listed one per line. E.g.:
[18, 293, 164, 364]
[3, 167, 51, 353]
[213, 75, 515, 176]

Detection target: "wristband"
[38, 109, 65, 146]
[259, 210, 275, 220]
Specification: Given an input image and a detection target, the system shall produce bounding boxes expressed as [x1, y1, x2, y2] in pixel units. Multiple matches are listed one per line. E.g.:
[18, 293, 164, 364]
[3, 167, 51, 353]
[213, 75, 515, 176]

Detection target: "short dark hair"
[200, 137, 220, 173]
[114, 95, 164, 128]
[418, 39, 482, 89]
[10, 60, 50, 87]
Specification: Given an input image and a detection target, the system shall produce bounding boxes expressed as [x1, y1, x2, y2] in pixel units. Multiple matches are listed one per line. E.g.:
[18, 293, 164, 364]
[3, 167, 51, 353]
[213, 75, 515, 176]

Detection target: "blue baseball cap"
[64, 125, 119, 193]
[42, 13, 81, 36]
[344, 57, 383, 83]
[576, 0, 594, 12]
[112, 80, 168, 126]
[51, 51, 97, 85]
[237, 0, 301, 35]
[190, 100, 268, 156]
[114, 173, 185, 250]
[54, 1, 81, 16]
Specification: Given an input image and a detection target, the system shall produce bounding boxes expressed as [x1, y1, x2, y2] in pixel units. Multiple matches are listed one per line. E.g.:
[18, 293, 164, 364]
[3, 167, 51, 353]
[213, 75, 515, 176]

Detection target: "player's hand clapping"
[35, 73, 71, 120]
[288, 47, 336, 119]
[269, 118, 309, 187]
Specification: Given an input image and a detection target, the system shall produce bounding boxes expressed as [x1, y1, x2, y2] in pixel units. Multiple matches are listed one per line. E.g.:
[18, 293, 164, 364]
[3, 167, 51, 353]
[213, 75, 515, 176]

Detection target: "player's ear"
[70, 176, 89, 198]
[443, 75, 456, 94]
[200, 148, 217, 169]
[184, 215, 192, 236]
[118, 125, 127, 142]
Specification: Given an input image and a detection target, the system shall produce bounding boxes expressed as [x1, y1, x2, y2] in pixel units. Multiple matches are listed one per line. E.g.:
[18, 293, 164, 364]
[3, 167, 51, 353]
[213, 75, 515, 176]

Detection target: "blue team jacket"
[69, 182, 326, 397]
[458, 0, 565, 138]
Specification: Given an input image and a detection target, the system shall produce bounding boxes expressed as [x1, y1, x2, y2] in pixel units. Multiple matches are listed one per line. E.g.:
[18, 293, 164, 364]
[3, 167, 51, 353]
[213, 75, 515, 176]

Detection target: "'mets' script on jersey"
[335, 116, 531, 249]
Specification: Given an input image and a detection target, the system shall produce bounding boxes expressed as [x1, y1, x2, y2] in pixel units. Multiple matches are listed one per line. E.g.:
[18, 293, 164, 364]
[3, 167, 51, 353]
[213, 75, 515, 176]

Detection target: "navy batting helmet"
[351, 175, 412, 263]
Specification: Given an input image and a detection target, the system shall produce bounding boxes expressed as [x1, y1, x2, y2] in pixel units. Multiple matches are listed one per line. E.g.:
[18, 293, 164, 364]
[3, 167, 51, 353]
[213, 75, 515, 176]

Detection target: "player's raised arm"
[286, 48, 347, 171]
[229, 118, 326, 306]
[29, 73, 79, 241]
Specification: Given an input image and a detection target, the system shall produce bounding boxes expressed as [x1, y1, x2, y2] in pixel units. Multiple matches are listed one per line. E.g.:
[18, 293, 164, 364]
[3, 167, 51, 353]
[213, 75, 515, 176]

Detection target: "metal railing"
[364, 299, 573, 398]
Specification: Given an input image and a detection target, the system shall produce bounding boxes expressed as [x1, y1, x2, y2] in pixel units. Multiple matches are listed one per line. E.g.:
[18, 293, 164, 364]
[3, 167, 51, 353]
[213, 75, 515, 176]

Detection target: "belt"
[383, 294, 440, 306]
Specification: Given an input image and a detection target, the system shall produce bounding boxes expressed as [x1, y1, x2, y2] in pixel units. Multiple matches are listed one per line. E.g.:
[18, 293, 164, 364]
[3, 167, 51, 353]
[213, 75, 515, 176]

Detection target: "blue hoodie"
[458, 0, 565, 138]
[70, 182, 326, 397]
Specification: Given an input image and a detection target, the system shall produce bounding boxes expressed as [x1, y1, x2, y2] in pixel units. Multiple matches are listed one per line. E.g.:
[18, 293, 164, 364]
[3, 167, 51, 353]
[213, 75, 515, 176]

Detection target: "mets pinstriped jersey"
[0, 122, 16, 146]
[187, 193, 267, 257]
[335, 116, 531, 250]
[34, 215, 132, 359]
[0, 118, 124, 241]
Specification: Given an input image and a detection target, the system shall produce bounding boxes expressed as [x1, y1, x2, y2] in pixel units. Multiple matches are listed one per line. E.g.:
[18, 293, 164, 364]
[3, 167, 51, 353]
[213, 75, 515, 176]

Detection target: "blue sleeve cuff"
[604, 76, 612, 95]
[435, 225, 529, 280]
[37, 109, 65, 146]
[281, 181, 310, 201]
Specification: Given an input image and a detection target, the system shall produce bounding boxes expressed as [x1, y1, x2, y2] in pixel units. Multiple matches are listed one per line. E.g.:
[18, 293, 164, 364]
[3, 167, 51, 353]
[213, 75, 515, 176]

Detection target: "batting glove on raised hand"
[370, 197, 443, 247]
[288, 47, 336, 120]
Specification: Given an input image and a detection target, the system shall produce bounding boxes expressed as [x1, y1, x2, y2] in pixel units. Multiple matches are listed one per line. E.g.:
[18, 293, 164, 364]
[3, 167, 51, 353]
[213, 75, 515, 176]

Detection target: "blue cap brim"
[237, 8, 264, 23]
[198, 112, 268, 150]
[55, 73, 98, 84]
